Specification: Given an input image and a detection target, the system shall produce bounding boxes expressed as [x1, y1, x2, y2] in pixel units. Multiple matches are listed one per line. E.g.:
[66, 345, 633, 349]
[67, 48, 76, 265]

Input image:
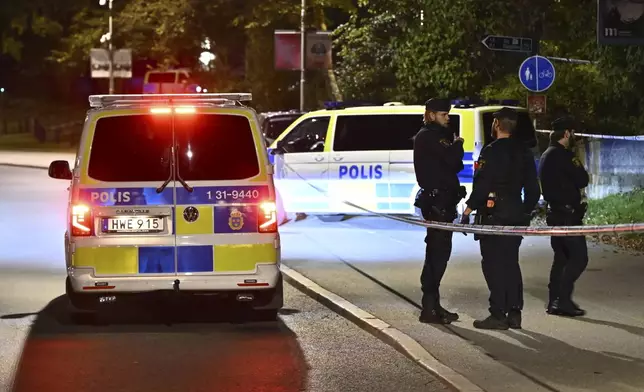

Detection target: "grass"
[0, 133, 78, 153]
[584, 188, 644, 252]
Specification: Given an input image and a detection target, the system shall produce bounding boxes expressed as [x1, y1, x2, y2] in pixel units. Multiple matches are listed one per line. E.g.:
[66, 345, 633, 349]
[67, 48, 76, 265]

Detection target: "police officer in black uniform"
[413, 98, 467, 325]
[460, 107, 541, 330]
[538, 116, 590, 317]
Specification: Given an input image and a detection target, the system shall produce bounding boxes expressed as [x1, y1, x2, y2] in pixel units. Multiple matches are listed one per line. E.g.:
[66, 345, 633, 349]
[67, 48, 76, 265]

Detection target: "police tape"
[280, 161, 644, 236]
[536, 129, 644, 141]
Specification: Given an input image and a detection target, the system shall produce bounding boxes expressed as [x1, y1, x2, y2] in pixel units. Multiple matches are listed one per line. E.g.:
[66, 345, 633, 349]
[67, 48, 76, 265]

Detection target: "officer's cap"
[424, 98, 451, 112]
[492, 107, 517, 122]
[551, 116, 580, 132]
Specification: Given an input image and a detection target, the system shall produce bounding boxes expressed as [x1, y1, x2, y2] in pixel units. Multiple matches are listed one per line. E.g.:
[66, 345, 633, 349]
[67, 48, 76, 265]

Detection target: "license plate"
[103, 216, 165, 233]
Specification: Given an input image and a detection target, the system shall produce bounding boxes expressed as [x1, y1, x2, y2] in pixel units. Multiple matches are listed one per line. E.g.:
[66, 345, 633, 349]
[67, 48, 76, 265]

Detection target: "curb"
[0, 163, 51, 170]
[281, 264, 484, 392]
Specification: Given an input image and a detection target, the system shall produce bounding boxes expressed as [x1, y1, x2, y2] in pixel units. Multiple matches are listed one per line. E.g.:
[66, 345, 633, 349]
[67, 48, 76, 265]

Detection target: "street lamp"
[99, 0, 114, 94]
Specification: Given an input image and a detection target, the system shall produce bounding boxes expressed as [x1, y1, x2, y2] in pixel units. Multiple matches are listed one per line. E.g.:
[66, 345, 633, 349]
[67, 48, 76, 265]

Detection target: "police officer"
[538, 116, 590, 317]
[413, 98, 467, 324]
[460, 107, 541, 330]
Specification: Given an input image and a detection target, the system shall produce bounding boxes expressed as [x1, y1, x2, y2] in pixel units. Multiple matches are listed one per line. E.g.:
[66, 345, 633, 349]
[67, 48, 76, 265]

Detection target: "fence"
[536, 130, 644, 199]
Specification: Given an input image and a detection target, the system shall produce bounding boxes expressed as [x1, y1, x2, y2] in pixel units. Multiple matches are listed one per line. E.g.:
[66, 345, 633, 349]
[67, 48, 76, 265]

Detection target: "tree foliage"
[1, 0, 643, 133]
[331, 0, 644, 134]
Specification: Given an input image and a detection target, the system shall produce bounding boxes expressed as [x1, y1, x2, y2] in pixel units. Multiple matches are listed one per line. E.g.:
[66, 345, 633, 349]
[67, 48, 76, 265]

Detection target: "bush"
[584, 188, 644, 251]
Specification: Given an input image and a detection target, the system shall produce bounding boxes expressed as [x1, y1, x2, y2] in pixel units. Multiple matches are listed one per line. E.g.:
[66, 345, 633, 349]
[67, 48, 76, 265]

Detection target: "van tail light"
[474, 161, 480, 171]
[71, 204, 93, 236]
[258, 202, 277, 233]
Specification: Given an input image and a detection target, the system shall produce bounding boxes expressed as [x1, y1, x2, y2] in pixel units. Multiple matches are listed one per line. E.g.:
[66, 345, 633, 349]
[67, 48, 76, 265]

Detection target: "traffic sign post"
[481, 35, 533, 53]
[527, 95, 547, 114]
[519, 55, 555, 92]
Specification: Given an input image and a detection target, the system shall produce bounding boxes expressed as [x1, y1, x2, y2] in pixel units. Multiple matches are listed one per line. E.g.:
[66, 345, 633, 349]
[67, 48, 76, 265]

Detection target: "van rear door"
[172, 110, 276, 277]
[75, 111, 178, 278]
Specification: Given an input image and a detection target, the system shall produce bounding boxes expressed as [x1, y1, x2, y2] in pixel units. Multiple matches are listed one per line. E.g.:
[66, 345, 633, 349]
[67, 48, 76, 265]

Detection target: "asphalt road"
[280, 212, 644, 392]
[0, 166, 449, 392]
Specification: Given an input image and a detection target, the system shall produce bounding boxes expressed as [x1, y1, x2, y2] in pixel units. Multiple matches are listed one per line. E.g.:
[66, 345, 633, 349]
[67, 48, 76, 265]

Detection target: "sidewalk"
[0, 151, 76, 169]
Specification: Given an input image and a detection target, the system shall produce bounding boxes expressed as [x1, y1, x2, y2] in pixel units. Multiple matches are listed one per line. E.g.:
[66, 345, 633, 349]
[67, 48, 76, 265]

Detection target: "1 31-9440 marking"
[206, 190, 260, 200]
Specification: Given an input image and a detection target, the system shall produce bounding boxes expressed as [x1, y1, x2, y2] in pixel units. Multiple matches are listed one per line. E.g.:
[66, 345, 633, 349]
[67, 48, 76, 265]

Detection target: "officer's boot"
[473, 311, 509, 330]
[507, 308, 522, 329]
[436, 303, 459, 322]
[547, 298, 585, 317]
[419, 296, 452, 325]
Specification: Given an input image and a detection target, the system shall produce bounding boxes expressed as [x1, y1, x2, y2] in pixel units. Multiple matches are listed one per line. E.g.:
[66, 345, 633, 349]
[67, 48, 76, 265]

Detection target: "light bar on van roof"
[450, 99, 521, 107]
[88, 93, 253, 108]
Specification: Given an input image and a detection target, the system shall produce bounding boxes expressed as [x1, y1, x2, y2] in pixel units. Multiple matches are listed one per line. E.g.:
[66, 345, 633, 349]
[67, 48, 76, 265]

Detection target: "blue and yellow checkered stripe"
[73, 243, 277, 275]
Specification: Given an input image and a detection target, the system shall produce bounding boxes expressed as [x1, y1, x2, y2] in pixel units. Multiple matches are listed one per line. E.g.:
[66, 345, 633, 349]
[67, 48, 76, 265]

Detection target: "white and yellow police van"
[47, 93, 282, 320]
[268, 99, 537, 221]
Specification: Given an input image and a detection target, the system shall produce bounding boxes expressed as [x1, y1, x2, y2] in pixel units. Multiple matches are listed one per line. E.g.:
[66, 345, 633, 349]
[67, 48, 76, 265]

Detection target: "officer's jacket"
[538, 141, 589, 207]
[413, 123, 464, 193]
[466, 137, 541, 216]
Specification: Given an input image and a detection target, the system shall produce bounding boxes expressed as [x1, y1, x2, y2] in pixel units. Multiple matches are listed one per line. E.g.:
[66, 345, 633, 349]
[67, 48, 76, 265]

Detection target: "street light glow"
[99, 0, 106, 5]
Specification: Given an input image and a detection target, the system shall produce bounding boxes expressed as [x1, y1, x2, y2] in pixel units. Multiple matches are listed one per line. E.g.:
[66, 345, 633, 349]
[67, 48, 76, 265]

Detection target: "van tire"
[254, 309, 278, 321]
[66, 277, 98, 313]
[253, 273, 283, 312]
[317, 214, 346, 223]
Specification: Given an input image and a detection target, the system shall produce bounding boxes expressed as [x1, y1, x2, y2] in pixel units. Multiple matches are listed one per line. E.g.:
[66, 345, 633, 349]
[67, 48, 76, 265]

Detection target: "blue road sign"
[518, 55, 555, 92]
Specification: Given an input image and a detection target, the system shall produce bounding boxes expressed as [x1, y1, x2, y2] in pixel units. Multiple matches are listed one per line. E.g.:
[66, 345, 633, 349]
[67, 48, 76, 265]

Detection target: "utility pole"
[100, 0, 115, 94]
[108, 0, 114, 95]
[300, 0, 305, 111]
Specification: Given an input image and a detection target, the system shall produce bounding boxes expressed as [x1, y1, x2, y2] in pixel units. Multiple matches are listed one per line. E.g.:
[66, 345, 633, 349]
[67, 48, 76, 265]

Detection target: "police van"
[47, 93, 282, 320]
[268, 100, 536, 220]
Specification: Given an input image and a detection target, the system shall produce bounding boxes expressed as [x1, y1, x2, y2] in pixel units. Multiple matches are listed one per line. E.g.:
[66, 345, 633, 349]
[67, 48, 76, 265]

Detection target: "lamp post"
[300, 0, 305, 111]
[99, 0, 114, 94]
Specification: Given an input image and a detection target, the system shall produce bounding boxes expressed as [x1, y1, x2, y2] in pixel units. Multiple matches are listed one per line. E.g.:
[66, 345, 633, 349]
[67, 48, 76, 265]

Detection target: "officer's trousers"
[421, 227, 453, 310]
[479, 235, 523, 317]
[549, 236, 589, 303]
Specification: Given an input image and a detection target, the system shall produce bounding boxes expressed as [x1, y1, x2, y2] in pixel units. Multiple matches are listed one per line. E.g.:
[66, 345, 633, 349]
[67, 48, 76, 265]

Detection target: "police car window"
[481, 111, 536, 147]
[88, 115, 172, 182]
[449, 114, 460, 136]
[175, 114, 260, 181]
[281, 117, 330, 153]
[333, 114, 423, 151]
[148, 72, 176, 83]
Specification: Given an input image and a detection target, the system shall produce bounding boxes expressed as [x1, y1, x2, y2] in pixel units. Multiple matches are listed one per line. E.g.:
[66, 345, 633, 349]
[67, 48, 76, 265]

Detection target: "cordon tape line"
[280, 161, 644, 236]
[536, 129, 644, 141]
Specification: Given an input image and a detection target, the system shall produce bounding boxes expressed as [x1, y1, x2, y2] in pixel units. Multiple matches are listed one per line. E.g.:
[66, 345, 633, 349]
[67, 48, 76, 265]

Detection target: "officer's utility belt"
[415, 188, 464, 222]
[547, 202, 587, 224]
[477, 191, 530, 226]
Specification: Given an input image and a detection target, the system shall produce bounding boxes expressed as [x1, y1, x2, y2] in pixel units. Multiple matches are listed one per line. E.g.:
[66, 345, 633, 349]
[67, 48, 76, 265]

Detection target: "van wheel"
[317, 214, 346, 223]
[253, 309, 278, 321]
[251, 274, 283, 321]
[66, 277, 98, 313]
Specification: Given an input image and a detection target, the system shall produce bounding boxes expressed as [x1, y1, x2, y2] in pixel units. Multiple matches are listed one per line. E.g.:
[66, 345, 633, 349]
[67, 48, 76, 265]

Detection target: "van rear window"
[87, 113, 260, 182]
[175, 114, 260, 181]
[88, 115, 172, 182]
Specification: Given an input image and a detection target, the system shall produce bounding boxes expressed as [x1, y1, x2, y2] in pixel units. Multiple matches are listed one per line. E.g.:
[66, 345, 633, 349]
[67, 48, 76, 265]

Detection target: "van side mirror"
[271, 140, 286, 155]
[48, 160, 72, 180]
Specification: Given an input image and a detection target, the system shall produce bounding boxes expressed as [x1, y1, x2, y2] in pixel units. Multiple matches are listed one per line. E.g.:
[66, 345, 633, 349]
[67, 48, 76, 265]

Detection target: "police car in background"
[268, 99, 537, 221]
[47, 93, 283, 320]
[259, 110, 306, 145]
